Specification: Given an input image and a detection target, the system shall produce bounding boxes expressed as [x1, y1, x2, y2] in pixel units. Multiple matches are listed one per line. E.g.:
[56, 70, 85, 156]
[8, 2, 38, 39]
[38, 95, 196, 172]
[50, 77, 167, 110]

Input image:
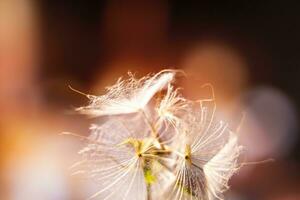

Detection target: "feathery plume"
[76, 70, 175, 117]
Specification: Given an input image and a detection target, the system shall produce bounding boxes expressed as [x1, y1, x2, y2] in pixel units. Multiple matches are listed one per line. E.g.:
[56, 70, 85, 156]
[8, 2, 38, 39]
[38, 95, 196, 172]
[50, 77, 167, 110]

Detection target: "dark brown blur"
[0, 0, 299, 199]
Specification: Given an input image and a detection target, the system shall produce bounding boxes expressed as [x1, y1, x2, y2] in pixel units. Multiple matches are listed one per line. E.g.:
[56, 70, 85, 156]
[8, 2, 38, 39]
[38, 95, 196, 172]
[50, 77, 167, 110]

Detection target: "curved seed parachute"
[71, 70, 242, 200]
[76, 70, 175, 117]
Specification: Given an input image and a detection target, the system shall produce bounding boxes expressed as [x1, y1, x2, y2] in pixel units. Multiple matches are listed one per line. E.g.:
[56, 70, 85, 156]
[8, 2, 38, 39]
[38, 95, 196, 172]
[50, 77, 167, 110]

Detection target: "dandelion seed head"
[71, 69, 242, 200]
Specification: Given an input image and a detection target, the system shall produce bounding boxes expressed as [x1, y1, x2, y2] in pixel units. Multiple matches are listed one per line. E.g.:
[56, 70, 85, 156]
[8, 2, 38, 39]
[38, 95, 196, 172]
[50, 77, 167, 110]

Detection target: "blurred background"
[0, 0, 299, 199]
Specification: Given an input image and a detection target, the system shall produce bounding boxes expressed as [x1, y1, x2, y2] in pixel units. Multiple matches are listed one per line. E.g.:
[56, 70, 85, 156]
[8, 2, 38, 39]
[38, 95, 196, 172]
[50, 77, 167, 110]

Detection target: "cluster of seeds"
[71, 70, 242, 200]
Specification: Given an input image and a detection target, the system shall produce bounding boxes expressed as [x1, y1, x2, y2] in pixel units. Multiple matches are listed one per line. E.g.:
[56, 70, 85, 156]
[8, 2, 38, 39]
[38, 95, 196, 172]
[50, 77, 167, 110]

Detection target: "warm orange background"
[0, 0, 299, 199]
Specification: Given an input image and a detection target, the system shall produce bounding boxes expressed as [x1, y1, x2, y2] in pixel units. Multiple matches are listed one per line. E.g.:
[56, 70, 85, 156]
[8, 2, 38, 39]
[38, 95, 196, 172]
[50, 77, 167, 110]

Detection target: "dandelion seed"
[76, 70, 175, 117]
[75, 116, 150, 200]
[163, 102, 241, 200]
[156, 84, 189, 127]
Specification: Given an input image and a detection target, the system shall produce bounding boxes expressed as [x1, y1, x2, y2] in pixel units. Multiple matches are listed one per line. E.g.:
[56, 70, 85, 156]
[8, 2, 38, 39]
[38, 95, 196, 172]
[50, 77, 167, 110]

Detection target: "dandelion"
[71, 69, 242, 200]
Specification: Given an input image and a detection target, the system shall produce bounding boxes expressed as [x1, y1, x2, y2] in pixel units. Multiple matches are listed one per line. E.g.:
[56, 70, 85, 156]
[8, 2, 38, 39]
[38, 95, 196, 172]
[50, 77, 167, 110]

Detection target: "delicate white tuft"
[204, 133, 242, 200]
[76, 70, 175, 117]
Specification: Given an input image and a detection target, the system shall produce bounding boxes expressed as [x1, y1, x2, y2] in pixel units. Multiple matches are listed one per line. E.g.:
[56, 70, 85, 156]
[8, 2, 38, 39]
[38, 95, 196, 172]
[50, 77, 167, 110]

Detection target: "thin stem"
[139, 109, 157, 138]
[147, 183, 152, 200]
